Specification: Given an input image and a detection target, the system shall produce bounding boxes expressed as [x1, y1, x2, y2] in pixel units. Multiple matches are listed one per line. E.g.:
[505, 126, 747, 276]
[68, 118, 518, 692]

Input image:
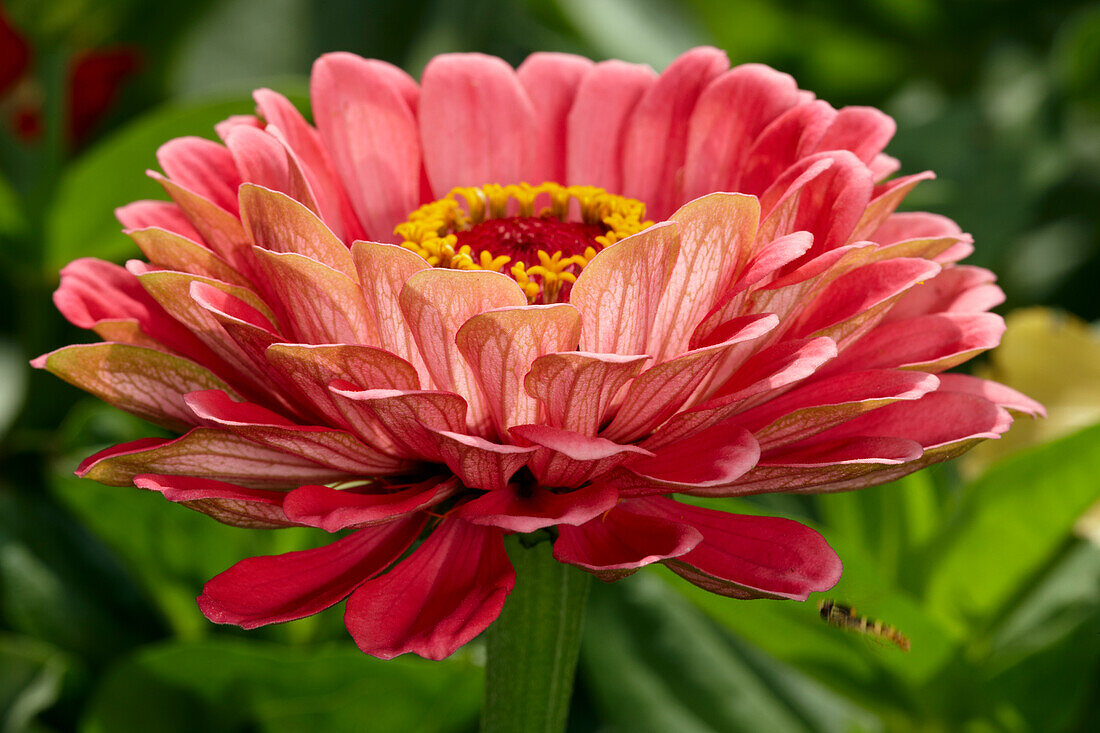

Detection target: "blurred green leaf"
[921, 422, 1100, 633]
[45, 92, 305, 273]
[0, 634, 75, 733]
[582, 574, 880, 733]
[82, 638, 482, 733]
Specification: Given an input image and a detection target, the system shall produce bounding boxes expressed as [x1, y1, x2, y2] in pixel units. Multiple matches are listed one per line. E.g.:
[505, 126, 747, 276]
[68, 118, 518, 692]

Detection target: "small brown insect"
[818, 599, 910, 652]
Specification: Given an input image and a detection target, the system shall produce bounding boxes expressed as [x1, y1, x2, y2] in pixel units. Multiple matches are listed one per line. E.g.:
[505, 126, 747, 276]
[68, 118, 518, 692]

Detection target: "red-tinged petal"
[640, 497, 842, 600]
[814, 106, 896, 164]
[553, 501, 703, 580]
[459, 481, 620, 533]
[455, 304, 581, 436]
[253, 87, 366, 243]
[345, 519, 515, 660]
[224, 125, 293, 199]
[731, 231, 815, 295]
[570, 222, 679, 355]
[116, 200, 202, 241]
[199, 517, 426, 629]
[826, 313, 1005, 374]
[239, 184, 355, 277]
[214, 114, 263, 141]
[524, 351, 649, 435]
[134, 473, 294, 529]
[758, 435, 924, 468]
[823, 390, 1012, 449]
[871, 211, 963, 245]
[682, 63, 801, 200]
[604, 314, 778, 442]
[566, 60, 655, 192]
[76, 428, 350, 489]
[738, 101, 837, 197]
[128, 227, 250, 287]
[33, 343, 233, 431]
[312, 53, 420, 241]
[737, 369, 940, 448]
[623, 420, 760, 492]
[263, 343, 421, 435]
[510, 424, 652, 488]
[283, 479, 459, 532]
[649, 194, 761, 361]
[431, 430, 535, 492]
[352, 241, 432, 383]
[884, 265, 1004, 323]
[150, 171, 252, 272]
[517, 52, 593, 183]
[849, 171, 935, 242]
[420, 53, 535, 194]
[621, 47, 729, 218]
[870, 153, 901, 181]
[936, 373, 1045, 417]
[398, 268, 527, 430]
[185, 389, 409, 475]
[250, 248, 374, 345]
[156, 136, 242, 215]
[329, 385, 467, 460]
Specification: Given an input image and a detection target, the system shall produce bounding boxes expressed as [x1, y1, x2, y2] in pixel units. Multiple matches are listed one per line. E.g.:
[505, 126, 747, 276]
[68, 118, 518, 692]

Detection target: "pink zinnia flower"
[36, 47, 1042, 660]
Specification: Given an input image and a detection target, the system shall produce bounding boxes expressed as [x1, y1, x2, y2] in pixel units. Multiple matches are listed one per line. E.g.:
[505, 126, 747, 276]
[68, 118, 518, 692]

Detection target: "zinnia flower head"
[37, 47, 1043, 660]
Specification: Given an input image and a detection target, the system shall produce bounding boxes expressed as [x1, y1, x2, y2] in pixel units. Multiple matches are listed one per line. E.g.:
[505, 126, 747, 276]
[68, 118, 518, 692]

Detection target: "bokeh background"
[2, 1, 1099, 731]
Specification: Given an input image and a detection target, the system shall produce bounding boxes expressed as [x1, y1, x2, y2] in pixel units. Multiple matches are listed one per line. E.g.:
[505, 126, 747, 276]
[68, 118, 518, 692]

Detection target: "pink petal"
[566, 60, 656, 192]
[33, 343, 233, 432]
[455, 304, 581, 436]
[128, 227, 250, 287]
[199, 518, 426, 629]
[459, 481, 620, 533]
[398, 268, 527, 431]
[517, 52, 593, 183]
[156, 136, 242, 215]
[431, 430, 535, 492]
[419, 53, 535, 194]
[214, 113, 263, 141]
[510, 424, 653, 488]
[570, 222, 679, 355]
[814, 106, 896, 164]
[871, 211, 963, 245]
[649, 193, 762, 361]
[936, 373, 1045, 417]
[682, 63, 801, 201]
[759, 435, 923, 468]
[312, 53, 420, 242]
[553, 501, 703, 580]
[731, 231, 815, 295]
[239, 184, 355, 277]
[329, 385, 467, 460]
[826, 313, 1005, 374]
[283, 479, 459, 532]
[623, 419, 760, 491]
[621, 47, 729, 218]
[116, 200, 202, 241]
[250, 248, 374, 345]
[77, 428, 350, 489]
[185, 389, 409, 475]
[849, 171, 935, 242]
[524, 352, 649, 435]
[883, 265, 1004, 322]
[344, 518, 514, 660]
[641, 497, 843, 600]
[738, 100, 837, 197]
[150, 171, 253, 272]
[224, 125, 293, 199]
[134, 473, 293, 529]
[823, 390, 1012, 449]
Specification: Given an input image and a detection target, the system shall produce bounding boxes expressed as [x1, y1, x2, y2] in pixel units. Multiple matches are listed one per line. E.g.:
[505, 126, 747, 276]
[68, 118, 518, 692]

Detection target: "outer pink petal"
[871, 211, 963, 245]
[156, 136, 242, 215]
[419, 53, 535, 194]
[566, 60, 655, 192]
[524, 352, 649, 435]
[458, 481, 619, 533]
[344, 519, 514, 660]
[570, 222, 679, 355]
[198, 518, 426, 629]
[738, 100, 837, 197]
[510, 424, 652, 488]
[431, 430, 535, 492]
[283, 479, 459, 532]
[935, 373, 1045, 417]
[134, 473, 293, 529]
[329, 385, 467, 460]
[77, 428, 350, 489]
[883, 265, 1004, 322]
[224, 126, 293, 201]
[641, 497, 843, 600]
[849, 171, 935, 242]
[239, 184, 355, 277]
[517, 52, 593, 183]
[398, 268, 527, 431]
[682, 63, 801, 200]
[312, 53, 420, 241]
[455, 304, 581, 436]
[814, 106, 896, 164]
[553, 501, 703, 580]
[149, 171, 252, 272]
[623, 420, 760, 492]
[621, 46, 729, 218]
[825, 313, 1005, 374]
[128, 227, 250, 287]
[116, 200, 203, 241]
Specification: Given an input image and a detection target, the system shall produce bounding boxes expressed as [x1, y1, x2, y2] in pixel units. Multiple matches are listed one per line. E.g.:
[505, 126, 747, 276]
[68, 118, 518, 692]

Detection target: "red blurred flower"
[36, 48, 1041, 660]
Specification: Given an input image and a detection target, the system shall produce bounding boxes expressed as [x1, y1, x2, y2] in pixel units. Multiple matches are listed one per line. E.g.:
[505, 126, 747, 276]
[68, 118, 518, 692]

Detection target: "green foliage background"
[1, 0, 1099, 731]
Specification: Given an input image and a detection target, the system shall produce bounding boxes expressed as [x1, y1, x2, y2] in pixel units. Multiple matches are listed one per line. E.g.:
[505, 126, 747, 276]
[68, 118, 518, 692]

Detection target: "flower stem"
[480, 534, 592, 733]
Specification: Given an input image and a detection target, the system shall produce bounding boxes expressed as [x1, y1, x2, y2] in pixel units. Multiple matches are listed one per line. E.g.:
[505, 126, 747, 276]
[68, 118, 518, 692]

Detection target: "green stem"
[481, 535, 592, 733]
